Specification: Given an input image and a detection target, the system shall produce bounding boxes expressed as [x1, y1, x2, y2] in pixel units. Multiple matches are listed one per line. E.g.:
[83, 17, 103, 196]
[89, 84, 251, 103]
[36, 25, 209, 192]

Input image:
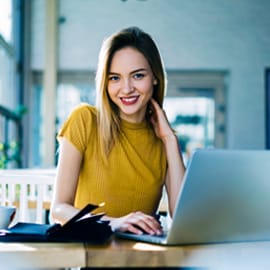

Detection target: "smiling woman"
[50, 26, 186, 237]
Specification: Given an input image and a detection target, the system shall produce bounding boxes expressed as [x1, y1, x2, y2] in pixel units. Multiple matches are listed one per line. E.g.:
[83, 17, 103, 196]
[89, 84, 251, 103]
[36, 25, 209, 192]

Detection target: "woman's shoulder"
[58, 103, 98, 149]
[69, 103, 98, 119]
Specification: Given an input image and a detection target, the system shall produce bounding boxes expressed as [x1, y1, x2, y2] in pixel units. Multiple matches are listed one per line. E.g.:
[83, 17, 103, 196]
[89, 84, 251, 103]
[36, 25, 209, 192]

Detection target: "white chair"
[0, 168, 56, 224]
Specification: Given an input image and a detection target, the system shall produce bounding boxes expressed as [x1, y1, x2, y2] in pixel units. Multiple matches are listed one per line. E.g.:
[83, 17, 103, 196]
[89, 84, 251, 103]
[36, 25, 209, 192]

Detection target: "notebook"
[115, 149, 270, 245]
[0, 203, 113, 243]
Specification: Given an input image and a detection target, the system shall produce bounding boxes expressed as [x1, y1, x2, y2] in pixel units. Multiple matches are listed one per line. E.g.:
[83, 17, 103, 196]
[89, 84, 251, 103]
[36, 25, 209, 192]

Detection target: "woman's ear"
[153, 78, 158, 85]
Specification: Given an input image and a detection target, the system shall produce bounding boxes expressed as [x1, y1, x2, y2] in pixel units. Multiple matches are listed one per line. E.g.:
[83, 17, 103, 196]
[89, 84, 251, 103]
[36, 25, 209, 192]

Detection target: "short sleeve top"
[58, 103, 167, 217]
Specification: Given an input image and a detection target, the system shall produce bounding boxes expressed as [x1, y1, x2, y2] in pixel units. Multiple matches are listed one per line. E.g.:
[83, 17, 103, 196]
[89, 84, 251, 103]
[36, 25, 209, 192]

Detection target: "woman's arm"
[50, 138, 83, 225]
[163, 135, 185, 217]
[150, 98, 186, 217]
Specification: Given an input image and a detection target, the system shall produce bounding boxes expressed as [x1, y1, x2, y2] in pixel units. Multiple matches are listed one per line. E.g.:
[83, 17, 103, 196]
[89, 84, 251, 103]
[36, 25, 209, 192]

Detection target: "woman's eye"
[108, 75, 119, 81]
[133, 73, 145, 79]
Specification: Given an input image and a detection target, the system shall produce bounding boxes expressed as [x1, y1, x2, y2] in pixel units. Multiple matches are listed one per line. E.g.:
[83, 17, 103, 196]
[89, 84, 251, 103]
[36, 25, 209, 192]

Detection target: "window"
[0, 0, 16, 108]
[164, 96, 214, 164]
[165, 71, 228, 164]
[0, 0, 13, 43]
[0, 0, 23, 168]
[30, 71, 96, 167]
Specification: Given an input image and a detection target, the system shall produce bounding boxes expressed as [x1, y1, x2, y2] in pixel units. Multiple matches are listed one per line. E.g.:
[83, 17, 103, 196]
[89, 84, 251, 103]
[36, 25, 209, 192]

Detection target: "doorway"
[164, 70, 228, 164]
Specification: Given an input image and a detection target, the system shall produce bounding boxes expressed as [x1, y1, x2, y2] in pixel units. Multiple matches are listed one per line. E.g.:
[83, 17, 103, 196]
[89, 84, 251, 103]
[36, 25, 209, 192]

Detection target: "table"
[2, 238, 270, 269]
[85, 237, 270, 269]
[0, 242, 85, 269]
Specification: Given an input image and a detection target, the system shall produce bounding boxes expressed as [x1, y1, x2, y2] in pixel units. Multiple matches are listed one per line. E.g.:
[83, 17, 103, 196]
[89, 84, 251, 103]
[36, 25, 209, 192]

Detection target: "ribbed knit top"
[58, 103, 167, 217]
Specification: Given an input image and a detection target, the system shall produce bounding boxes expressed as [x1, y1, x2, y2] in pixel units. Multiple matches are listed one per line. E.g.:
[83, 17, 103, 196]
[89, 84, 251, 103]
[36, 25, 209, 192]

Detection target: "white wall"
[31, 0, 270, 149]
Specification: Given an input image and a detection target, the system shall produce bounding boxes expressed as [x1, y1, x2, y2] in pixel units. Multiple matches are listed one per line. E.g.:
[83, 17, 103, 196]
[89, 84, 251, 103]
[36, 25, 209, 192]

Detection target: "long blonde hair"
[95, 26, 167, 162]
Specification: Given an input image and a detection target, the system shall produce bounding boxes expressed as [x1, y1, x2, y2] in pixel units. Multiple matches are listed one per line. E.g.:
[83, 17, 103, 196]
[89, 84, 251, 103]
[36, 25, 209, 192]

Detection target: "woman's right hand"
[106, 211, 163, 235]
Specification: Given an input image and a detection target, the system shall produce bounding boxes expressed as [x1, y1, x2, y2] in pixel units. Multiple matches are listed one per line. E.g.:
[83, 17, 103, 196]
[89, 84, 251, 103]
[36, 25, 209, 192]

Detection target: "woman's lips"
[120, 96, 139, 105]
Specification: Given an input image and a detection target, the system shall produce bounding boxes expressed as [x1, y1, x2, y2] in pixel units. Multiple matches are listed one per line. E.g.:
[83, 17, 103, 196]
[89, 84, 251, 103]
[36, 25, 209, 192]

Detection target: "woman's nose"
[121, 79, 134, 94]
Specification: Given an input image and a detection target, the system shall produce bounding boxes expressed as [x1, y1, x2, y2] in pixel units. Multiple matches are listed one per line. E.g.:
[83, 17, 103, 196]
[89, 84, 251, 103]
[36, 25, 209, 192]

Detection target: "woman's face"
[107, 47, 156, 123]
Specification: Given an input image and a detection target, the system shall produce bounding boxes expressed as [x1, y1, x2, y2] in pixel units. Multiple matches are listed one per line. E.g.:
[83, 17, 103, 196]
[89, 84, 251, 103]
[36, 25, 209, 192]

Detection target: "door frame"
[266, 68, 270, 149]
[166, 70, 228, 148]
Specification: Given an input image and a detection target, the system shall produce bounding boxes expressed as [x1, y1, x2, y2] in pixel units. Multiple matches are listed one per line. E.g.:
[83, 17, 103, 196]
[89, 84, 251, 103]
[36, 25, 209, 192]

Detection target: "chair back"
[0, 168, 55, 224]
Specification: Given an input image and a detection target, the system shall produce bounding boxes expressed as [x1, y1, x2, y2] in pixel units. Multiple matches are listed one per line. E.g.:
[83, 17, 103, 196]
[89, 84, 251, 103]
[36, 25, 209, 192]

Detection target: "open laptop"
[115, 149, 270, 245]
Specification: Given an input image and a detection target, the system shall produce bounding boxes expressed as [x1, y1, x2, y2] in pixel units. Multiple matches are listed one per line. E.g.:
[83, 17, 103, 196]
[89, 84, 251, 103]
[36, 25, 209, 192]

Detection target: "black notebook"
[0, 203, 113, 243]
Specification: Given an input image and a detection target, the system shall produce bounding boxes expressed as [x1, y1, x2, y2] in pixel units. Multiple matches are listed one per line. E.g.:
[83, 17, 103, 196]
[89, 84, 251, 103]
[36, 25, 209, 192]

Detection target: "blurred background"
[1, 0, 270, 169]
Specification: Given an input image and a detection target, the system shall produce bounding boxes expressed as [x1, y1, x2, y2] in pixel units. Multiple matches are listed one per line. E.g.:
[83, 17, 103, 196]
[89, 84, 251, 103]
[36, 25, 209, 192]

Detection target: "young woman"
[50, 26, 185, 235]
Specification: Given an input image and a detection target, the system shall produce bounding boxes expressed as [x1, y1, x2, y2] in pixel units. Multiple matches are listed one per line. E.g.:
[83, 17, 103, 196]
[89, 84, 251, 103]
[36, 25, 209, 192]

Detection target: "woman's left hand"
[149, 98, 175, 141]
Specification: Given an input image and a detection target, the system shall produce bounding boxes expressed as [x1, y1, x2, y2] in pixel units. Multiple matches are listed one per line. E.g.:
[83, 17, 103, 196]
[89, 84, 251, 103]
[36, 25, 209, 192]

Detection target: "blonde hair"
[95, 26, 167, 162]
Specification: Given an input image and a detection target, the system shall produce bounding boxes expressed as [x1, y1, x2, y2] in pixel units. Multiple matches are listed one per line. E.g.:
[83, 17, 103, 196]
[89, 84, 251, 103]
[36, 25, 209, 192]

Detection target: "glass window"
[164, 97, 215, 165]
[57, 83, 96, 130]
[0, 46, 16, 108]
[0, 0, 13, 43]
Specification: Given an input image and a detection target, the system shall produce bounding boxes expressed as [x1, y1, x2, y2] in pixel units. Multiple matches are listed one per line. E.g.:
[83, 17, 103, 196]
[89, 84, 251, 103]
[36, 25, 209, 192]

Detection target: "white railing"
[0, 168, 56, 224]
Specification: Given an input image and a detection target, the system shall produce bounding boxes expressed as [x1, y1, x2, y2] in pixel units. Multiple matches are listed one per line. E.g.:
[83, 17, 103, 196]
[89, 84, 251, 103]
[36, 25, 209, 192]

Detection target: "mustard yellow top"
[58, 103, 167, 217]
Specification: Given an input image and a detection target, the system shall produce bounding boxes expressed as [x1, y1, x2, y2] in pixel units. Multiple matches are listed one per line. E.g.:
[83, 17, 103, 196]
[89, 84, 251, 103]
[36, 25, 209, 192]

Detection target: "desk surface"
[86, 237, 270, 269]
[1, 238, 270, 269]
[0, 242, 85, 269]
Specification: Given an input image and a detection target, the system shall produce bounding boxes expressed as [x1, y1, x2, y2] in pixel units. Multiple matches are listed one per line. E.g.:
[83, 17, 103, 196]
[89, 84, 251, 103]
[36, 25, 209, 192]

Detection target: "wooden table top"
[0, 242, 85, 269]
[1, 237, 270, 269]
[85, 236, 270, 269]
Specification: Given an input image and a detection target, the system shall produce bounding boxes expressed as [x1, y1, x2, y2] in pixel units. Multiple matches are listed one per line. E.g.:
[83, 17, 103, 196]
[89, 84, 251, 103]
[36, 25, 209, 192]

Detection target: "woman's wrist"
[161, 132, 178, 145]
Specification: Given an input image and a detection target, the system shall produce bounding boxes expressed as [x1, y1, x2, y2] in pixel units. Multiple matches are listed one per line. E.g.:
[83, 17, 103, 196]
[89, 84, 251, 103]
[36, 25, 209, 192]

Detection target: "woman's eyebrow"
[108, 68, 148, 76]
[131, 68, 147, 74]
[108, 72, 118, 75]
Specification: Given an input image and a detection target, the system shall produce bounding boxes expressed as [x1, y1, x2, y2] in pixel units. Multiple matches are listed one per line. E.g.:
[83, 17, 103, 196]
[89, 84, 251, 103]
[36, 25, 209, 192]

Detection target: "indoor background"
[0, 0, 270, 169]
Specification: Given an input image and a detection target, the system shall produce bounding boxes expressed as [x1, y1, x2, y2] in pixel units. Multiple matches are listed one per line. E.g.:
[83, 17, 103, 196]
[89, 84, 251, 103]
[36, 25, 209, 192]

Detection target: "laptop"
[115, 149, 270, 245]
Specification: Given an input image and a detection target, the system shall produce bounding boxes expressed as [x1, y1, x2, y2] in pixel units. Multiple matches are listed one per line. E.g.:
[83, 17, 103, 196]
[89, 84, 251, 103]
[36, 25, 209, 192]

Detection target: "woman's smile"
[120, 95, 140, 106]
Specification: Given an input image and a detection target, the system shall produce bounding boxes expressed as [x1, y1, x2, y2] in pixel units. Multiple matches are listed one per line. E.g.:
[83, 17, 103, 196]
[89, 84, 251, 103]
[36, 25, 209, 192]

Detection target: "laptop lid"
[166, 149, 270, 245]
